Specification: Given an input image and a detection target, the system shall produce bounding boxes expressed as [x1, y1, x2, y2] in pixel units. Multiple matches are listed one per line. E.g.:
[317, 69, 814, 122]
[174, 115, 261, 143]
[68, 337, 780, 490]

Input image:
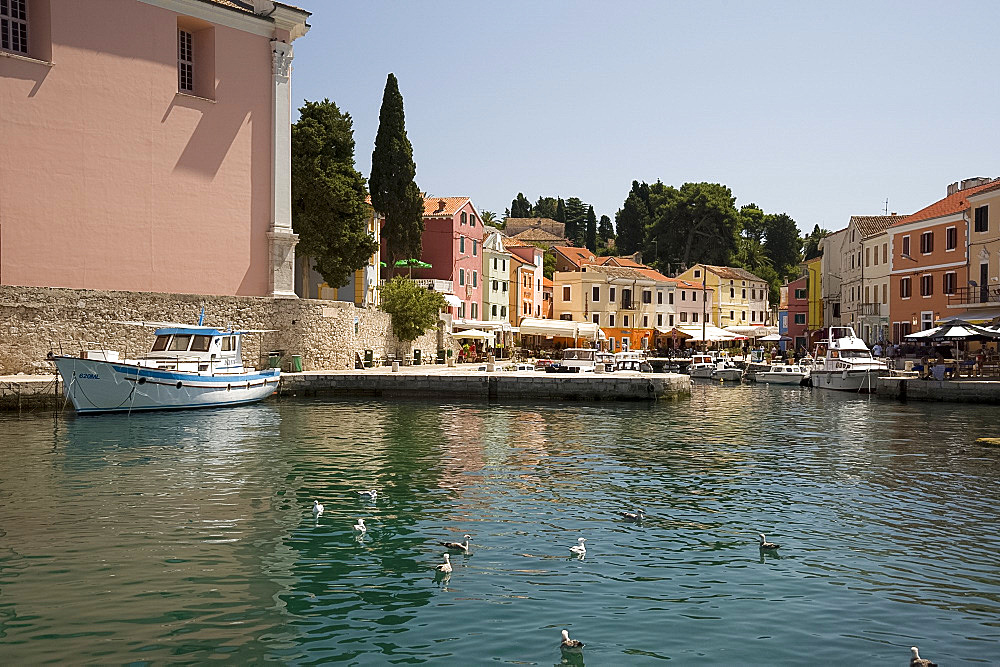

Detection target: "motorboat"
[711, 359, 743, 382]
[51, 322, 280, 414]
[688, 353, 717, 379]
[547, 347, 597, 373]
[755, 363, 810, 385]
[613, 351, 652, 373]
[808, 326, 888, 392]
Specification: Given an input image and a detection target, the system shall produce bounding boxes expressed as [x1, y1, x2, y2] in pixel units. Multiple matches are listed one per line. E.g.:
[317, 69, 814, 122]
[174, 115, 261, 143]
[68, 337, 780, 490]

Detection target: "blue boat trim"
[75, 396, 271, 414]
[105, 362, 279, 383]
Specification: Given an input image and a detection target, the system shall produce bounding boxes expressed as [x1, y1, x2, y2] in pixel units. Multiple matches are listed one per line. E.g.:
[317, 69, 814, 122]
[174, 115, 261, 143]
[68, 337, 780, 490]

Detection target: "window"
[471, 303, 478, 319]
[459, 269, 465, 286]
[493, 280, 498, 291]
[643, 315, 648, 327]
[874, 247, 879, 266]
[920, 274, 933, 297]
[493, 257, 497, 270]
[729, 287, 735, 299]
[794, 313, 806, 325]
[491, 305, 497, 317]
[694, 269, 701, 278]
[920, 231, 933, 254]
[657, 314, 662, 326]
[169, 335, 192, 351]
[866, 248, 870, 267]
[680, 312, 688, 322]
[592, 286, 600, 302]
[741, 311, 746, 321]
[502, 282, 507, 293]
[729, 310, 734, 320]
[609, 287, 616, 302]
[178, 29, 194, 92]
[609, 314, 616, 327]
[502, 259, 506, 271]
[691, 291, 697, 301]
[459, 236, 466, 253]
[657, 291, 663, 305]
[470, 215, 476, 227]
[461, 212, 467, 225]
[472, 271, 477, 287]
[975, 205, 989, 233]
[190, 335, 211, 352]
[459, 303, 465, 318]
[681, 291, 687, 301]
[900, 276, 911, 298]
[473, 239, 478, 256]
[563, 286, 571, 301]
[902, 235, 910, 257]
[623, 315, 630, 327]
[692, 312, 699, 323]
[2, 0, 28, 54]
[795, 288, 807, 299]
[593, 313, 600, 325]
[152, 336, 170, 352]
[642, 290, 652, 304]
[668, 292, 674, 305]
[501, 306, 506, 317]
[883, 243, 887, 264]
[882, 283, 887, 304]
[742, 288, 747, 299]
[832, 303, 841, 318]
[668, 314, 674, 326]
[943, 272, 956, 295]
[946, 226, 957, 251]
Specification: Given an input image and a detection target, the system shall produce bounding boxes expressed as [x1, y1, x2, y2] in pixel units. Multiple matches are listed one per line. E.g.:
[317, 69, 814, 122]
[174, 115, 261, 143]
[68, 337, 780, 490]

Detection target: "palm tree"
[480, 210, 502, 229]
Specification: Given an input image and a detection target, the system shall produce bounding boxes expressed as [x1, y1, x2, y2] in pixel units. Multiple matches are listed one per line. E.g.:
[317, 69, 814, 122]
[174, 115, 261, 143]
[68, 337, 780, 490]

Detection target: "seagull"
[569, 538, 587, 555]
[620, 509, 645, 522]
[312, 500, 324, 519]
[758, 533, 779, 550]
[358, 489, 378, 500]
[441, 534, 472, 552]
[560, 629, 584, 650]
[910, 646, 937, 667]
[434, 553, 452, 573]
[353, 518, 366, 534]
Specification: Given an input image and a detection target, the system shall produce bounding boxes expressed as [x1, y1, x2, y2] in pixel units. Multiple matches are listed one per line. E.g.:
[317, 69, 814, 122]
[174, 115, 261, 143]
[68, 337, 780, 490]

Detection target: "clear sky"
[288, 0, 1000, 235]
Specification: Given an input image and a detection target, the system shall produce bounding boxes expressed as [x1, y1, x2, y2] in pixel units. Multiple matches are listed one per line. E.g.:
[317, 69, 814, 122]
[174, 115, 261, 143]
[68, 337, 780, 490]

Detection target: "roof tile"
[895, 178, 1000, 226]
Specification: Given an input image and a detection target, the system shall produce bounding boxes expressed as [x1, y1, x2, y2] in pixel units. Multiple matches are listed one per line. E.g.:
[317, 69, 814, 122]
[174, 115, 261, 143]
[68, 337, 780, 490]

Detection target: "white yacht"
[711, 359, 743, 382]
[688, 353, 717, 379]
[808, 326, 888, 392]
[755, 363, 810, 385]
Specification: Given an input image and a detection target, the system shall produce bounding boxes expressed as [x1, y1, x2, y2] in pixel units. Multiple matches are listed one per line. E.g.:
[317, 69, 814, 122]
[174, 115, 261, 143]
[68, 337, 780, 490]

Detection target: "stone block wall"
[0, 286, 452, 375]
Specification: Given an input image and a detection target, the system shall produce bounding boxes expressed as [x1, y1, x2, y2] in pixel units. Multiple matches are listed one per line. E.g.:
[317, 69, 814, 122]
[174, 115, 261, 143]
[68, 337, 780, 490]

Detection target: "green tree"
[379, 276, 446, 342]
[585, 205, 598, 251]
[802, 224, 829, 260]
[555, 198, 566, 226]
[564, 197, 588, 246]
[480, 210, 501, 229]
[510, 193, 532, 218]
[614, 181, 651, 256]
[291, 99, 378, 289]
[647, 182, 741, 270]
[740, 203, 766, 244]
[543, 251, 556, 279]
[370, 73, 424, 270]
[763, 212, 802, 276]
[533, 196, 559, 219]
[597, 214, 614, 245]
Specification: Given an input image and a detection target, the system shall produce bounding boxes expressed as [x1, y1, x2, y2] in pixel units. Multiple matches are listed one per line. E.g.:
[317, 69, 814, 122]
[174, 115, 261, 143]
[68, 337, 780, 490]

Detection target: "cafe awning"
[654, 326, 693, 339]
[517, 318, 602, 340]
[443, 294, 462, 307]
[677, 324, 741, 341]
[454, 328, 493, 341]
[939, 309, 1000, 325]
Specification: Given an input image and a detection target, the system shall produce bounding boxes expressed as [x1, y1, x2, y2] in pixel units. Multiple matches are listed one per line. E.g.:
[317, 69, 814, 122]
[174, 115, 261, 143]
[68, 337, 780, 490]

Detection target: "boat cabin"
[141, 327, 247, 374]
[559, 348, 597, 372]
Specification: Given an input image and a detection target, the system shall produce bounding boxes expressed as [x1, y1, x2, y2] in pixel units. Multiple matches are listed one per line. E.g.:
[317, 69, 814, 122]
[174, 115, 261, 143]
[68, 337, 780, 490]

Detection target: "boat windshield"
[168, 335, 191, 351]
[840, 350, 872, 359]
[563, 349, 595, 361]
[151, 335, 169, 352]
[190, 335, 212, 352]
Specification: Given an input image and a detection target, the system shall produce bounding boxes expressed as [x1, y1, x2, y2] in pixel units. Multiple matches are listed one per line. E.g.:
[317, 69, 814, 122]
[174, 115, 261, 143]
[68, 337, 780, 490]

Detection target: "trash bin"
[413, 349, 421, 365]
[364, 349, 374, 368]
[291, 355, 303, 372]
[268, 350, 284, 368]
[436, 349, 446, 364]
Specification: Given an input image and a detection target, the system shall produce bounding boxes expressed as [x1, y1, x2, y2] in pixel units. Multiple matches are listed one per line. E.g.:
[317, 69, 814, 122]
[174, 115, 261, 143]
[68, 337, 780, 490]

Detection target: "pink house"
[786, 275, 808, 353]
[384, 196, 484, 319]
[0, 0, 310, 297]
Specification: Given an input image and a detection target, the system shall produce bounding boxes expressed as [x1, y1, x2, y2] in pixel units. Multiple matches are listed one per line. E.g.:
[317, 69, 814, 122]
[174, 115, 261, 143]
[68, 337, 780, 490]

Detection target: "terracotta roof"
[511, 228, 567, 243]
[633, 268, 673, 282]
[542, 277, 553, 288]
[674, 278, 709, 289]
[206, 0, 254, 12]
[850, 215, 901, 239]
[423, 196, 471, 218]
[894, 178, 1000, 226]
[701, 265, 765, 282]
[551, 245, 598, 267]
[503, 217, 565, 237]
[598, 256, 647, 269]
[580, 265, 651, 282]
[965, 179, 1000, 200]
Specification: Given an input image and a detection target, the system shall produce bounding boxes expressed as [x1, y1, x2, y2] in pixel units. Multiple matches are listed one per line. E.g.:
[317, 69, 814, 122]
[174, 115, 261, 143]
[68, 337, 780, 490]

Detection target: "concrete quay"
[279, 366, 691, 402]
[0, 374, 63, 411]
[877, 375, 1000, 404]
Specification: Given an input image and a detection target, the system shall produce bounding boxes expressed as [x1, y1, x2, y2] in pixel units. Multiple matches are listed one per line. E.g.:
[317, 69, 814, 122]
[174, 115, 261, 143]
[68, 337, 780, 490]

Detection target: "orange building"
[889, 178, 998, 340]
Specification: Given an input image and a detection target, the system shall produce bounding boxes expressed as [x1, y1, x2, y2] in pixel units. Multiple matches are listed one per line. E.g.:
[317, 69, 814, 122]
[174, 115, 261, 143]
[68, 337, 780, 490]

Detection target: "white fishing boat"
[755, 363, 810, 385]
[710, 359, 743, 382]
[52, 322, 280, 414]
[688, 353, 717, 378]
[808, 326, 888, 392]
[614, 351, 652, 373]
[549, 347, 596, 373]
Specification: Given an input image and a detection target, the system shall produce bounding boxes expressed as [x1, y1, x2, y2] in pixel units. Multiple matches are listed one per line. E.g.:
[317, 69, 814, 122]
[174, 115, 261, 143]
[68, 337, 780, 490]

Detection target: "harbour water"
[1, 383, 999, 664]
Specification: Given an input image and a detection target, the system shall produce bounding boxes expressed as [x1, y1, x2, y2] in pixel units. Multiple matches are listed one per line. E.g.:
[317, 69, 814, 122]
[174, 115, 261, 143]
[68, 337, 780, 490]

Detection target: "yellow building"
[805, 255, 823, 332]
[675, 264, 770, 328]
[552, 265, 656, 351]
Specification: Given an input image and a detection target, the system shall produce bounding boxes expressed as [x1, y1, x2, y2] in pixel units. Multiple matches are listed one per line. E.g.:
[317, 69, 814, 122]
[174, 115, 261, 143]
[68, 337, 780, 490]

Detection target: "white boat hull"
[711, 368, 743, 382]
[54, 356, 280, 414]
[757, 373, 808, 385]
[810, 368, 883, 392]
[689, 367, 714, 379]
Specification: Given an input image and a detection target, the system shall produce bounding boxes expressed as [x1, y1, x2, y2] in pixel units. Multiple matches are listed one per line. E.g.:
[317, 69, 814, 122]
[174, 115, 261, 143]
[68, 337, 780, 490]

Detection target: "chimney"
[436, 199, 446, 213]
[947, 182, 960, 196]
[961, 177, 992, 191]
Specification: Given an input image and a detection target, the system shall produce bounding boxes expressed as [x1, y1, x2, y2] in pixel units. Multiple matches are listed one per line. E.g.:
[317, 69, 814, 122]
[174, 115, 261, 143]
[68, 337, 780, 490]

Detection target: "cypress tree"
[370, 73, 424, 270]
[585, 205, 598, 252]
[598, 214, 614, 245]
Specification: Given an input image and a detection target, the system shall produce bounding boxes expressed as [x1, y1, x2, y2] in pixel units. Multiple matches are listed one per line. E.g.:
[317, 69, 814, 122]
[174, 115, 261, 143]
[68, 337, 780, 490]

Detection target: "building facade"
[1, 0, 310, 297]
[552, 265, 656, 351]
[675, 264, 770, 328]
[957, 182, 1000, 321]
[482, 229, 512, 322]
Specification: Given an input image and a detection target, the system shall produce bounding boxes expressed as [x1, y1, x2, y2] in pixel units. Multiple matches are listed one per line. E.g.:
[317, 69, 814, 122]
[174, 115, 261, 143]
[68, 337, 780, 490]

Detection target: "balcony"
[947, 286, 1000, 306]
[620, 298, 636, 310]
[858, 302, 881, 316]
[413, 279, 454, 293]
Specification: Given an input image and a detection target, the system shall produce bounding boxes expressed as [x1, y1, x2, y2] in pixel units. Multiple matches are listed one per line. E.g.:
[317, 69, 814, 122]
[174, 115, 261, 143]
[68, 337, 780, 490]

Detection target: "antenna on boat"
[198, 306, 205, 326]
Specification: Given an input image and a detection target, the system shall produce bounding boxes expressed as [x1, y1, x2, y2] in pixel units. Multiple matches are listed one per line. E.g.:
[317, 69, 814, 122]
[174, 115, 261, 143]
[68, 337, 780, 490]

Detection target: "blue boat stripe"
[107, 363, 279, 383]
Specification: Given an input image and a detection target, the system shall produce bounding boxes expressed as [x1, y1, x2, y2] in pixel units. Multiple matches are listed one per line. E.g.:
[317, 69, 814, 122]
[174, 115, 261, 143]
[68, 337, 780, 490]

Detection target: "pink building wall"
[1, 0, 278, 296]
[673, 279, 713, 325]
[787, 275, 808, 348]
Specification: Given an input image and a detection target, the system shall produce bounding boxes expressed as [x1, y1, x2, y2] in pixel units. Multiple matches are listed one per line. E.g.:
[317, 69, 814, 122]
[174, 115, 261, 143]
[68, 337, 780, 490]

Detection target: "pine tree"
[614, 181, 650, 255]
[370, 73, 424, 270]
[598, 214, 614, 245]
[564, 197, 588, 246]
[585, 205, 598, 251]
[510, 193, 532, 218]
[291, 99, 378, 289]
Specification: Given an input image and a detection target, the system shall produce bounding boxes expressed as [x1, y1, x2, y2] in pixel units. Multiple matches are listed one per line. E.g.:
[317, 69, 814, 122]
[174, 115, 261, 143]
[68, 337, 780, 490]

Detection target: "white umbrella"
[454, 329, 492, 341]
[759, 333, 791, 342]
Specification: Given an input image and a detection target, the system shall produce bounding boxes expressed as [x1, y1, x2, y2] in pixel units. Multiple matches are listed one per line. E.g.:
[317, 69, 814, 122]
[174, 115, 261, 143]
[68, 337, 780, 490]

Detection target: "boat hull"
[809, 368, 883, 392]
[54, 356, 279, 414]
[711, 369, 743, 382]
[757, 373, 808, 385]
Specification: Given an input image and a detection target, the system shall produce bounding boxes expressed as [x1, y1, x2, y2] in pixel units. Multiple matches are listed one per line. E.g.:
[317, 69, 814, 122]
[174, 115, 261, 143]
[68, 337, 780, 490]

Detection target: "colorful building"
[1, 0, 310, 297]
[552, 265, 656, 351]
[786, 274, 809, 353]
[805, 255, 823, 335]
[505, 242, 544, 319]
[675, 264, 770, 328]
[889, 178, 997, 339]
[955, 181, 1000, 322]
[482, 229, 512, 322]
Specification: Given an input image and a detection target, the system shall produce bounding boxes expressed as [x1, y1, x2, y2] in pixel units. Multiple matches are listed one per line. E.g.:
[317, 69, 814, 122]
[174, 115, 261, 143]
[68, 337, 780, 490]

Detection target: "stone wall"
[0, 286, 453, 375]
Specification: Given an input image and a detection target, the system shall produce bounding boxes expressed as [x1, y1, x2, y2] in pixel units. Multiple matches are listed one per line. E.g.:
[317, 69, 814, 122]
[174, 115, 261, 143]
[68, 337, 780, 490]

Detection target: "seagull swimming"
[434, 553, 452, 573]
[910, 646, 937, 667]
[569, 538, 587, 555]
[358, 489, 378, 500]
[353, 518, 366, 534]
[620, 509, 645, 522]
[440, 534, 472, 552]
[312, 500, 324, 519]
[758, 533, 779, 550]
[560, 629, 584, 650]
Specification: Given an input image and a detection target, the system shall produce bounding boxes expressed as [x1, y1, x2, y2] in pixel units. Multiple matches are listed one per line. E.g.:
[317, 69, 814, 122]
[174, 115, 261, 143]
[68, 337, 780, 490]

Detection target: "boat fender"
[647, 381, 655, 393]
[138, 377, 146, 385]
[176, 381, 183, 389]
[842, 370, 849, 381]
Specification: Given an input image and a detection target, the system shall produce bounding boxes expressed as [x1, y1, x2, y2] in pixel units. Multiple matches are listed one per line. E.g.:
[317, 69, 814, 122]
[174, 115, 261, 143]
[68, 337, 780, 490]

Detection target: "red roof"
[422, 196, 471, 217]
[551, 245, 598, 267]
[598, 256, 646, 269]
[895, 179, 1000, 226]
